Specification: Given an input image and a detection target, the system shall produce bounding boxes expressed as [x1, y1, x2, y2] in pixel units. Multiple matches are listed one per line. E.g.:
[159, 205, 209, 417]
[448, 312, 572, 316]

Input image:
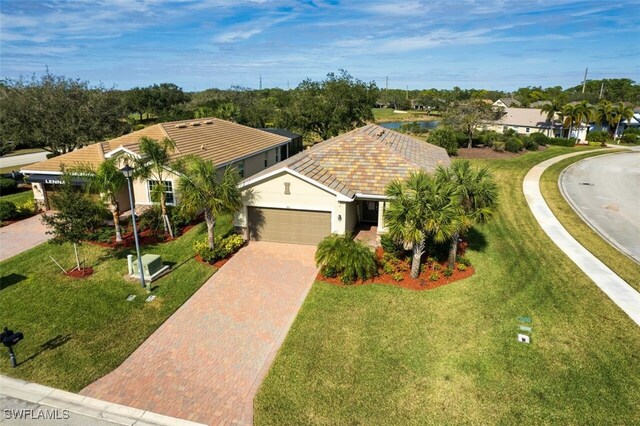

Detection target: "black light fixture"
[120, 164, 134, 179]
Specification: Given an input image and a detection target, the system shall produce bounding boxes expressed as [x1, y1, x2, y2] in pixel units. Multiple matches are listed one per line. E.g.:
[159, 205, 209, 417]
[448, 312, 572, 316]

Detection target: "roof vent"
[175, 123, 187, 128]
[203, 120, 214, 125]
[200, 144, 206, 150]
[189, 121, 201, 127]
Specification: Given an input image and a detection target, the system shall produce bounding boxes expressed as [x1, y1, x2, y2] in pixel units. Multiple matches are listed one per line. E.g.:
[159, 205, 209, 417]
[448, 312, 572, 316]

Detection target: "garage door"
[247, 207, 331, 245]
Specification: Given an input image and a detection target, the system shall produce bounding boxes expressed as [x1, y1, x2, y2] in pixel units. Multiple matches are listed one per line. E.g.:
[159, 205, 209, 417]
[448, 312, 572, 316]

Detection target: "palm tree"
[435, 160, 498, 268]
[541, 99, 562, 136]
[176, 155, 242, 249]
[562, 104, 580, 140]
[384, 171, 462, 278]
[613, 103, 634, 142]
[132, 136, 176, 236]
[71, 158, 127, 242]
[592, 100, 615, 135]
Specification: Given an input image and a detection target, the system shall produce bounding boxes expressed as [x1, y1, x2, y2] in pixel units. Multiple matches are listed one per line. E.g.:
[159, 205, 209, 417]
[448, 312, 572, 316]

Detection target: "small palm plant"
[71, 158, 127, 242]
[132, 136, 176, 236]
[315, 234, 377, 284]
[176, 155, 242, 250]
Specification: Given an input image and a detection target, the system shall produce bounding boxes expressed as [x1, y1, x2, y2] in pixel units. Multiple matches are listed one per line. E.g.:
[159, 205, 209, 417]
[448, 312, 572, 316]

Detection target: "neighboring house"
[493, 98, 522, 108]
[233, 124, 450, 245]
[484, 107, 588, 142]
[21, 118, 302, 211]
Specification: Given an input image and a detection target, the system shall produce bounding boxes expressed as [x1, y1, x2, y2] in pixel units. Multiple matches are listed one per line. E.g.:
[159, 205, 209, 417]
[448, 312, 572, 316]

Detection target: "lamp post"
[121, 165, 147, 292]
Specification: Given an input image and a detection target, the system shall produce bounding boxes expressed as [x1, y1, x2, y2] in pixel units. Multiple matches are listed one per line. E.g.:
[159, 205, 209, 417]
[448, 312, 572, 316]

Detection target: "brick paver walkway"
[0, 214, 51, 262]
[81, 242, 318, 425]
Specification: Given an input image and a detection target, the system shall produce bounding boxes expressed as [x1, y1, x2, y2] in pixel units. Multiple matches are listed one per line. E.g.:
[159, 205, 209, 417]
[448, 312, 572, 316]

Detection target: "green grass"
[255, 146, 640, 425]
[540, 150, 640, 292]
[372, 108, 437, 123]
[0, 215, 232, 392]
[0, 189, 34, 205]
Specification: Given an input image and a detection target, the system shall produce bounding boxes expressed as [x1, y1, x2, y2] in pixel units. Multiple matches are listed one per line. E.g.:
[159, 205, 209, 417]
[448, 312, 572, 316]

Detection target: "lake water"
[379, 121, 439, 130]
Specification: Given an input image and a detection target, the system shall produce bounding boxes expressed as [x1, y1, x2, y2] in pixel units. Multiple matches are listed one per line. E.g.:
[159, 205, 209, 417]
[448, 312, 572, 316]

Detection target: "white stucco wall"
[235, 171, 353, 234]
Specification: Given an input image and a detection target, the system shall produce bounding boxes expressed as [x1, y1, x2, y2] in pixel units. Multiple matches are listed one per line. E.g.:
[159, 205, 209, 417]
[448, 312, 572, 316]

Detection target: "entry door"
[362, 201, 378, 223]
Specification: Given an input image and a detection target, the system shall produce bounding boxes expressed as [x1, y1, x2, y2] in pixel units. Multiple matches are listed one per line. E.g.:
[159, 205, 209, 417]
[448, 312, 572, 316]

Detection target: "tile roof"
[22, 118, 291, 173]
[492, 107, 562, 128]
[494, 98, 522, 107]
[244, 124, 451, 198]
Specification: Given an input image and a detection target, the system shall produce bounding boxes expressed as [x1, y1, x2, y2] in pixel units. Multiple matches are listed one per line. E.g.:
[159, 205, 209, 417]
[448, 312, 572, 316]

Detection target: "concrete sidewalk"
[0, 375, 205, 426]
[523, 148, 640, 326]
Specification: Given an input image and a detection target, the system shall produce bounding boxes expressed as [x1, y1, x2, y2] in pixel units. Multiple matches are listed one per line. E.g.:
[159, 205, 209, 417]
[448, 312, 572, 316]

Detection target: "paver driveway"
[0, 214, 51, 262]
[81, 241, 318, 425]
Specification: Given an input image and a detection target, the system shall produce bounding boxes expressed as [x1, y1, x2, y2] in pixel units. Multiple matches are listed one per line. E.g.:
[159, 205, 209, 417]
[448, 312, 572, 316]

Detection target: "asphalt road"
[560, 150, 640, 263]
[0, 152, 48, 170]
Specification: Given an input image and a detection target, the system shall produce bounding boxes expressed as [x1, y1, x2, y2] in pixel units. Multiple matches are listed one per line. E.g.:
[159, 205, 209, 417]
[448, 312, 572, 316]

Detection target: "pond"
[379, 120, 439, 130]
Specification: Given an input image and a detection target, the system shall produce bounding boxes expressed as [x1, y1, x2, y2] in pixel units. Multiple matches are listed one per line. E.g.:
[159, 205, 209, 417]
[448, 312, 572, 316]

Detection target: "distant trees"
[0, 72, 128, 155]
[123, 83, 190, 121]
[279, 70, 378, 140]
[442, 100, 495, 148]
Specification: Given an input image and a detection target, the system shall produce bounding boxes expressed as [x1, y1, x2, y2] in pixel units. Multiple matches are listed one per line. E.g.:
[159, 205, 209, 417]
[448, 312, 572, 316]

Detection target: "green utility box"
[129, 254, 170, 282]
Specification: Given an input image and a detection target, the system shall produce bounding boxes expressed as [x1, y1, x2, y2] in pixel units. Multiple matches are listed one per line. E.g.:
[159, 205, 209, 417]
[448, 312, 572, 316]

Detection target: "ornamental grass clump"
[315, 234, 378, 284]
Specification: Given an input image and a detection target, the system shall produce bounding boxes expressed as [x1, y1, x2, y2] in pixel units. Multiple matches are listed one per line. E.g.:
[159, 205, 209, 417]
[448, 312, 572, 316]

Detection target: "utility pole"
[581, 67, 588, 94]
[599, 82, 604, 99]
[259, 74, 262, 90]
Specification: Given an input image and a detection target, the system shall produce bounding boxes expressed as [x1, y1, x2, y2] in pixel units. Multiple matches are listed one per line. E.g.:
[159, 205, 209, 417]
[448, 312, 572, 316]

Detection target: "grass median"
[255, 146, 640, 425]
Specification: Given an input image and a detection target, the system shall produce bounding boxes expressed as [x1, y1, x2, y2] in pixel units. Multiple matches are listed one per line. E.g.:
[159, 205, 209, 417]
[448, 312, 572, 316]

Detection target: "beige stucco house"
[21, 118, 302, 211]
[233, 124, 450, 245]
[484, 107, 588, 142]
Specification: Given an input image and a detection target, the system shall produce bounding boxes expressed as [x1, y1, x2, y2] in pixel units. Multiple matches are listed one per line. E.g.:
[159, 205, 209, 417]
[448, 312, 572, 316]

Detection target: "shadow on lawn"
[0, 273, 26, 290]
[19, 334, 72, 366]
[466, 228, 488, 252]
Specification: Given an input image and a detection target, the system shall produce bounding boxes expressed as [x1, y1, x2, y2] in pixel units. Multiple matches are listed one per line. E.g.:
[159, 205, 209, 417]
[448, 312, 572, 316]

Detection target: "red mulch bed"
[86, 218, 203, 249]
[318, 247, 475, 291]
[194, 252, 234, 268]
[65, 267, 94, 278]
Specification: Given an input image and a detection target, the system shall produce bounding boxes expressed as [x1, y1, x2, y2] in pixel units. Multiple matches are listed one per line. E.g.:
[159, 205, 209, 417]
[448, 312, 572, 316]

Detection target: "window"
[148, 180, 175, 205]
[235, 161, 245, 178]
[525, 127, 530, 133]
[264, 152, 268, 167]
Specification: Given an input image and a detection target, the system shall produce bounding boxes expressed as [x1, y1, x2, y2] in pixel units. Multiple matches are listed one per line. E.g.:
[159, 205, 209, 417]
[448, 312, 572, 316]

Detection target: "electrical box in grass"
[129, 254, 170, 282]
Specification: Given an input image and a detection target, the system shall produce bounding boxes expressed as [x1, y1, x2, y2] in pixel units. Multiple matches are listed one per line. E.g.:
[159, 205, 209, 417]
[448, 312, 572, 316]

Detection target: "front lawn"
[255, 147, 640, 424]
[0, 215, 232, 391]
[0, 189, 34, 205]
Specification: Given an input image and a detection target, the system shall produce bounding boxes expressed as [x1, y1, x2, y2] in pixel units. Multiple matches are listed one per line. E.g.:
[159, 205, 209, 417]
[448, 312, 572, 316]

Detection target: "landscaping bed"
[318, 247, 475, 291]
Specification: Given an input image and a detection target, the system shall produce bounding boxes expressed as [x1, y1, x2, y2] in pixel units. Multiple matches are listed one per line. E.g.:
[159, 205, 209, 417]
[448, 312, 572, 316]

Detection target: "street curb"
[0, 375, 206, 426]
[558, 151, 640, 265]
[523, 148, 640, 327]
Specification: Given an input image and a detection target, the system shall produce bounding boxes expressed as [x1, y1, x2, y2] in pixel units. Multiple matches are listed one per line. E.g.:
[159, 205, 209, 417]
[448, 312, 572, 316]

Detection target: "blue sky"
[1, 0, 638, 91]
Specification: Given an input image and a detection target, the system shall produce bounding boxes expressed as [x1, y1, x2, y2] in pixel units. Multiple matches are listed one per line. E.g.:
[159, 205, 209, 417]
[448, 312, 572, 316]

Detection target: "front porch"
[351, 199, 386, 247]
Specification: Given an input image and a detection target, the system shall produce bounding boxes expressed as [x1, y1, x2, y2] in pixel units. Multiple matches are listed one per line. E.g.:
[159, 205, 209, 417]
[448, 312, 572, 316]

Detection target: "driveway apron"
[81, 241, 318, 425]
[0, 215, 51, 262]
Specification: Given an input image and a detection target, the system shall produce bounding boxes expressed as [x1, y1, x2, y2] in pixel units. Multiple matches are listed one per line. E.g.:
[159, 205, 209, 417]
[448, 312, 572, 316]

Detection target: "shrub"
[547, 137, 575, 147]
[380, 233, 403, 258]
[194, 233, 245, 263]
[171, 206, 197, 232]
[0, 200, 17, 221]
[86, 226, 115, 243]
[429, 272, 440, 281]
[138, 206, 164, 233]
[0, 178, 18, 195]
[457, 264, 468, 272]
[457, 256, 471, 266]
[503, 128, 517, 137]
[523, 138, 539, 151]
[382, 261, 395, 275]
[443, 268, 453, 277]
[621, 133, 639, 144]
[427, 127, 458, 155]
[315, 234, 378, 284]
[321, 265, 338, 278]
[504, 137, 523, 153]
[15, 199, 36, 216]
[528, 132, 549, 146]
[432, 263, 442, 271]
[0, 141, 15, 156]
[392, 272, 404, 282]
[478, 130, 501, 147]
[586, 130, 610, 143]
[492, 141, 505, 152]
